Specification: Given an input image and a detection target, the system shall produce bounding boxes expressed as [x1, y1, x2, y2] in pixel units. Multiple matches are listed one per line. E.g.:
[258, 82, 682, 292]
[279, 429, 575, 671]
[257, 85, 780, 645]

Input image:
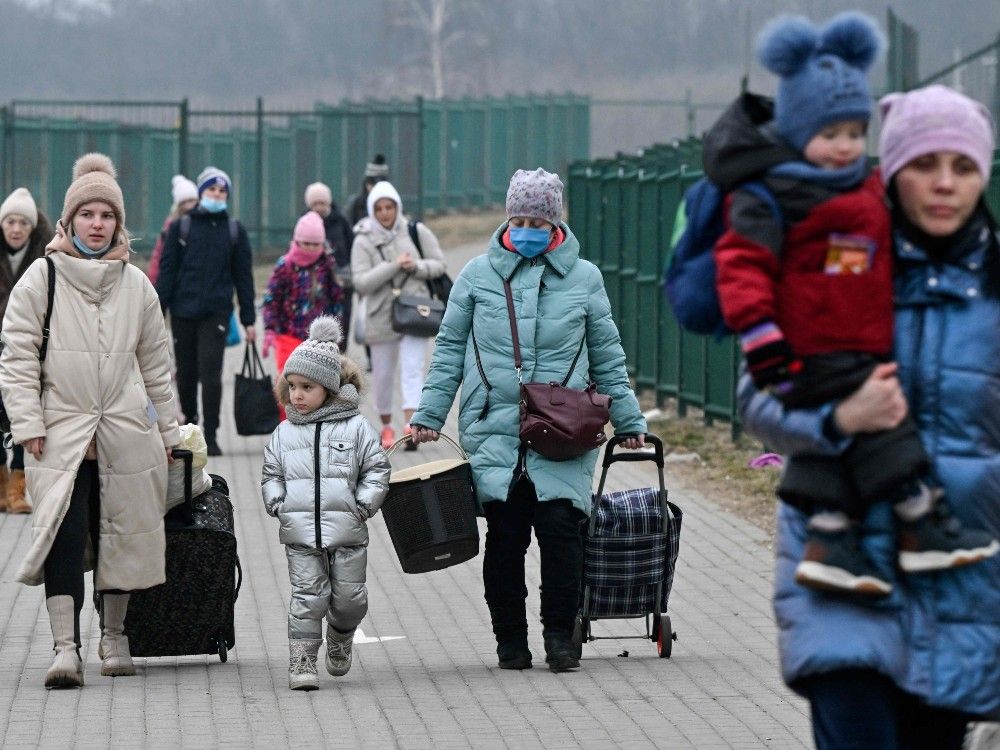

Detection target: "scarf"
[285, 241, 324, 268]
[285, 384, 361, 425]
[768, 155, 869, 191]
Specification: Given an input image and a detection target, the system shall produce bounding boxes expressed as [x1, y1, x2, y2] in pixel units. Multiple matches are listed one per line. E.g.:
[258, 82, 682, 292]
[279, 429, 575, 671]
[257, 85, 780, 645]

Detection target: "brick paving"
[0, 242, 811, 749]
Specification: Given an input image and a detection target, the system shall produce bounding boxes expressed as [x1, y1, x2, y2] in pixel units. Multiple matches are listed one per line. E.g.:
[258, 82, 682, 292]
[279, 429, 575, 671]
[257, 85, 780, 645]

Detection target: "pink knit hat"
[293, 211, 326, 244]
[879, 85, 996, 184]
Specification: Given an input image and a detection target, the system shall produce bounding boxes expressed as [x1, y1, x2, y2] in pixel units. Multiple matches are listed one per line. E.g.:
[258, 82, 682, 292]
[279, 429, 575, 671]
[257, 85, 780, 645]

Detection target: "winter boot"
[205, 434, 222, 457]
[99, 594, 136, 676]
[543, 630, 580, 673]
[496, 640, 532, 670]
[288, 639, 321, 691]
[898, 503, 1000, 573]
[44, 596, 84, 689]
[6, 469, 31, 514]
[325, 624, 354, 677]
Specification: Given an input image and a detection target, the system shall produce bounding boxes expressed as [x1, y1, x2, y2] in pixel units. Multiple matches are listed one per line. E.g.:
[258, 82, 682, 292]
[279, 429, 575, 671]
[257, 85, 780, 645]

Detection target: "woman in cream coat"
[350, 180, 446, 450]
[0, 154, 179, 688]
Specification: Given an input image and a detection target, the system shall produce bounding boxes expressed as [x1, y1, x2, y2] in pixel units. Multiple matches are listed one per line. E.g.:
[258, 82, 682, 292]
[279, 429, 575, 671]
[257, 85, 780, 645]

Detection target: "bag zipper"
[471, 327, 492, 421]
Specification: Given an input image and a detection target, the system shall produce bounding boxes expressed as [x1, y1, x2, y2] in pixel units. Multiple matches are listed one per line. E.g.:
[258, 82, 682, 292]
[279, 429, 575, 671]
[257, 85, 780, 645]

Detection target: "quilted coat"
[261, 414, 390, 549]
[410, 224, 646, 515]
[350, 216, 446, 344]
[740, 220, 1000, 718]
[0, 226, 180, 590]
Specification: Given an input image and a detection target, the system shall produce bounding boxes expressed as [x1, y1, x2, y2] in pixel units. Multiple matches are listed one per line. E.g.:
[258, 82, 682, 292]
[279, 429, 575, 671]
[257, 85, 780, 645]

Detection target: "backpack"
[662, 178, 781, 338]
[407, 219, 453, 305]
[178, 214, 239, 250]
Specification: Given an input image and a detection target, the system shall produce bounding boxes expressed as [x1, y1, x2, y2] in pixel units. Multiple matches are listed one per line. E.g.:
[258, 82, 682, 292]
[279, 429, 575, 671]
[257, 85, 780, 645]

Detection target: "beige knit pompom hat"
[61, 153, 126, 230]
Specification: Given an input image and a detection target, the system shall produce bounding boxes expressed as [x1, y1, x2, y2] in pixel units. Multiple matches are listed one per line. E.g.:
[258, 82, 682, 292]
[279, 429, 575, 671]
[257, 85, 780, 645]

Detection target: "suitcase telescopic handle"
[602, 434, 664, 468]
[170, 448, 202, 520]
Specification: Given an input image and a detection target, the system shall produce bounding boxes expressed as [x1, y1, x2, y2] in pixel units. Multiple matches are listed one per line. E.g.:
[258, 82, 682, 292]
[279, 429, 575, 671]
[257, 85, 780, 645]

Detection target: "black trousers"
[172, 311, 229, 437]
[482, 475, 585, 642]
[43, 460, 100, 647]
[801, 668, 976, 750]
[0, 442, 25, 470]
[777, 352, 929, 518]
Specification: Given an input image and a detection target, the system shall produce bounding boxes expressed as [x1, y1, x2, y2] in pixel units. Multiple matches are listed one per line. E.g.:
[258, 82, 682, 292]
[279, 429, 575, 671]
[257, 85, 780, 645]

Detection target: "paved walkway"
[0, 241, 811, 749]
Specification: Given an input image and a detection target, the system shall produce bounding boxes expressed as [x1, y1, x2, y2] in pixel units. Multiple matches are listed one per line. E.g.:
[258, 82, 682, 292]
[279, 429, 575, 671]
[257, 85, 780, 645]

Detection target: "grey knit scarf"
[284, 384, 361, 425]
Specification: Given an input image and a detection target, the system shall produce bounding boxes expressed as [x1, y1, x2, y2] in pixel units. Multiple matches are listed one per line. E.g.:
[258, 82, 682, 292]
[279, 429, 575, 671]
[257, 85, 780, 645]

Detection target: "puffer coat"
[411, 224, 646, 515]
[740, 219, 1000, 718]
[261, 413, 390, 548]
[350, 216, 446, 344]
[0, 226, 180, 590]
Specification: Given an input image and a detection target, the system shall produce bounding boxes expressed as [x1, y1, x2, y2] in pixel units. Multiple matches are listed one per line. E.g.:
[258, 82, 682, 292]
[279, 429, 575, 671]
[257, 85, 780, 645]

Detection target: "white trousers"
[368, 335, 427, 416]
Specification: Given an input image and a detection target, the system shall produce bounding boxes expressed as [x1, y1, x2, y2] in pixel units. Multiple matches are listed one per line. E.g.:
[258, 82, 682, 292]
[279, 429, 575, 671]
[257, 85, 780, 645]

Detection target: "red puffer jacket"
[715, 171, 894, 358]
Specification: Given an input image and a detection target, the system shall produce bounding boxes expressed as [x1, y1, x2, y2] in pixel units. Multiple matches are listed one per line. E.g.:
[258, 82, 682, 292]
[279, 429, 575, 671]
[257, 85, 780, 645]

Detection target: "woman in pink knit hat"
[262, 211, 344, 410]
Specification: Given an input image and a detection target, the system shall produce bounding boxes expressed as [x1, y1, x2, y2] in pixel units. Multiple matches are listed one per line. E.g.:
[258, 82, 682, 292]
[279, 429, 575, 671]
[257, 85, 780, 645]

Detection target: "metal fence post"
[0, 105, 9, 195]
[178, 98, 189, 177]
[416, 95, 424, 220]
[256, 96, 264, 251]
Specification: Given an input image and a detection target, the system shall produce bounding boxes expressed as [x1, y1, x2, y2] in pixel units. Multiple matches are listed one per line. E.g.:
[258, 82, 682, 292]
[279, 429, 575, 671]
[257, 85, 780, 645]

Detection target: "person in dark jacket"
[741, 84, 1000, 750]
[155, 166, 256, 456]
[0, 187, 53, 514]
[711, 14, 995, 596]
[304, 182, 353, 351]
[345, 154, 389, 228]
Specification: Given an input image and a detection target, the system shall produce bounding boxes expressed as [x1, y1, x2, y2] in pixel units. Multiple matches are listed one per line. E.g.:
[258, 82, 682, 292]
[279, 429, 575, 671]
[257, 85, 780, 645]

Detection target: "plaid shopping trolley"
[573, 434, 683, 658]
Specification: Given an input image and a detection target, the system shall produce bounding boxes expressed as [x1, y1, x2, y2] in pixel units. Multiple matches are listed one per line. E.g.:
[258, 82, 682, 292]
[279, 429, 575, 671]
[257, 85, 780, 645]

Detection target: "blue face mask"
[72, 233, 112, 258]
[201, 197, 227, 213]
[510, 227, 551, 258]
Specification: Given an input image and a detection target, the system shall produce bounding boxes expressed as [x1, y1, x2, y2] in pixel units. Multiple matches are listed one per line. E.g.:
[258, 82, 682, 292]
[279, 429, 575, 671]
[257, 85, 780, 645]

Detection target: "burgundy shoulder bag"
[503, 279, 611, 461]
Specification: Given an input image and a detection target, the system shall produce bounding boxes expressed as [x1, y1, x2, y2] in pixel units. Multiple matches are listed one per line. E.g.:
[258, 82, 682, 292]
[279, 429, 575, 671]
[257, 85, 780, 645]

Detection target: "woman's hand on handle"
[244, 326, 257, 344]
[25, 437, 44, 460]
[410, 425, 439, 444]
[620, 434, 646, 450]
[833, 363, 908, 435]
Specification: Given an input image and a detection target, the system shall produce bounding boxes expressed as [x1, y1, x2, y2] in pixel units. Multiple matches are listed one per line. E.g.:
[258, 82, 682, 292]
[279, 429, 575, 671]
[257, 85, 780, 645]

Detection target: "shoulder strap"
[178, 214, 191, 246]
[408, 220, 423, 257]
[39, 256, 55, 363]
[502, 280, 522, 374]
[179, 215, 239, 251]
[502, 276, 586, 385]
[741, 181, 784, 226]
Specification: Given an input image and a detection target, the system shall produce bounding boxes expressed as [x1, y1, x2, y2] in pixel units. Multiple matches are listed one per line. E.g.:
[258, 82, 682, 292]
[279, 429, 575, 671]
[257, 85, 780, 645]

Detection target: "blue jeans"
[802, 668, 974, 750]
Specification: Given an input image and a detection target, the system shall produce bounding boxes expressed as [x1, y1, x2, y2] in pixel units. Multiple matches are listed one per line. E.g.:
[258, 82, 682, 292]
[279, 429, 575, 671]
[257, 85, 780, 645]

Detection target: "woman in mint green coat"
[411, 169, 646, 673]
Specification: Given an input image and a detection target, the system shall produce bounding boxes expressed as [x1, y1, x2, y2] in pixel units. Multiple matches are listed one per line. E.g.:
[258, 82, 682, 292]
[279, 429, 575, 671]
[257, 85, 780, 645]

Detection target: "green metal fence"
[569, 145, 1000, 436]
[0, 94, 589, 254]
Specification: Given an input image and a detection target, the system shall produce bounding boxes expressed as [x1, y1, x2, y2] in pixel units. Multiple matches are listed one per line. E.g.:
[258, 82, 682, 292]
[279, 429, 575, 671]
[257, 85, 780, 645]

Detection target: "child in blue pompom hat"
[705, 12, 997, 597]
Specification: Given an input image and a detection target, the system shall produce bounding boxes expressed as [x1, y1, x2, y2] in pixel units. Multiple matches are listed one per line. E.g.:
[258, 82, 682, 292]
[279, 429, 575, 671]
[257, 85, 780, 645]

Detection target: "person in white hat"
[146, 174, 198, 285]
[0, 187, 54, 514]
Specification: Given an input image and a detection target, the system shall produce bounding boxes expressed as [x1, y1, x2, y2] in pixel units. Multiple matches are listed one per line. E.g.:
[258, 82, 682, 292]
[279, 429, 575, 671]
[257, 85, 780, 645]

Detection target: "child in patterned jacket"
[262, 211, 344, 381]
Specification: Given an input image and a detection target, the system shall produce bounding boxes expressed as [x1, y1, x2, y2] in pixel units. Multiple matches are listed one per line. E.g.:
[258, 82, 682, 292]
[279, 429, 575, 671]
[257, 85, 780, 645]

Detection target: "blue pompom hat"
[756, 12, 884, 152]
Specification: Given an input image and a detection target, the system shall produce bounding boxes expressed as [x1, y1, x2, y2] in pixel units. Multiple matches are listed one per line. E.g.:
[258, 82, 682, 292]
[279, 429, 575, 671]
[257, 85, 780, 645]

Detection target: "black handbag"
[233, 341, 280, 435]
[391, 291, 445, 338]
[408, 220, 453, 305]
[0, 256, 55, 439]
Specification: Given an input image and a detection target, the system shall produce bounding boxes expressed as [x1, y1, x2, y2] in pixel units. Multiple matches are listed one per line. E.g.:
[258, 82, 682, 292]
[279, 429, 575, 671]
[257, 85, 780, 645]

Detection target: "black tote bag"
[233, 342, 280, 435]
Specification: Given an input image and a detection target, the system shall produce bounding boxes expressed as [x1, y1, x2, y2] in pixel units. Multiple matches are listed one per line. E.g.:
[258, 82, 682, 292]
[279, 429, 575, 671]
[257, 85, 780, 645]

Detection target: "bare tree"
[387, 0, 488, 98]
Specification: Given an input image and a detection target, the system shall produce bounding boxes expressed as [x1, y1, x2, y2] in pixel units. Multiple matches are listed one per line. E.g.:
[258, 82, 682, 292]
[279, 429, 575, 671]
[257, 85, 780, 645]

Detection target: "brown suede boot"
[0, 466, 8, 512]
[6, 469, 31, 514]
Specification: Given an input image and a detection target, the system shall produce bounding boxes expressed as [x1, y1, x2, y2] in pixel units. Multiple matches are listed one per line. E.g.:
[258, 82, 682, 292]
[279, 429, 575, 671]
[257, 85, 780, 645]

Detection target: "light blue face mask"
[200, 197, 227, 213]
[72, 233, 112, 258]
[510, 227, 551, 258]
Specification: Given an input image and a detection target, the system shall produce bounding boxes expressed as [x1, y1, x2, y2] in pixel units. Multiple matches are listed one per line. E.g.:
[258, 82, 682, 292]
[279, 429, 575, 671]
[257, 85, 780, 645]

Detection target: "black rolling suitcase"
[121, 448, 242, 661]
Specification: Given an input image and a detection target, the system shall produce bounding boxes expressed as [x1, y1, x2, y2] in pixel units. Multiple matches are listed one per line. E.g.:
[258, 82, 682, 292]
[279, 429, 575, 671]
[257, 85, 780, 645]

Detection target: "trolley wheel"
[217, 635, 228, 663]
[656, 615, 673, 659]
